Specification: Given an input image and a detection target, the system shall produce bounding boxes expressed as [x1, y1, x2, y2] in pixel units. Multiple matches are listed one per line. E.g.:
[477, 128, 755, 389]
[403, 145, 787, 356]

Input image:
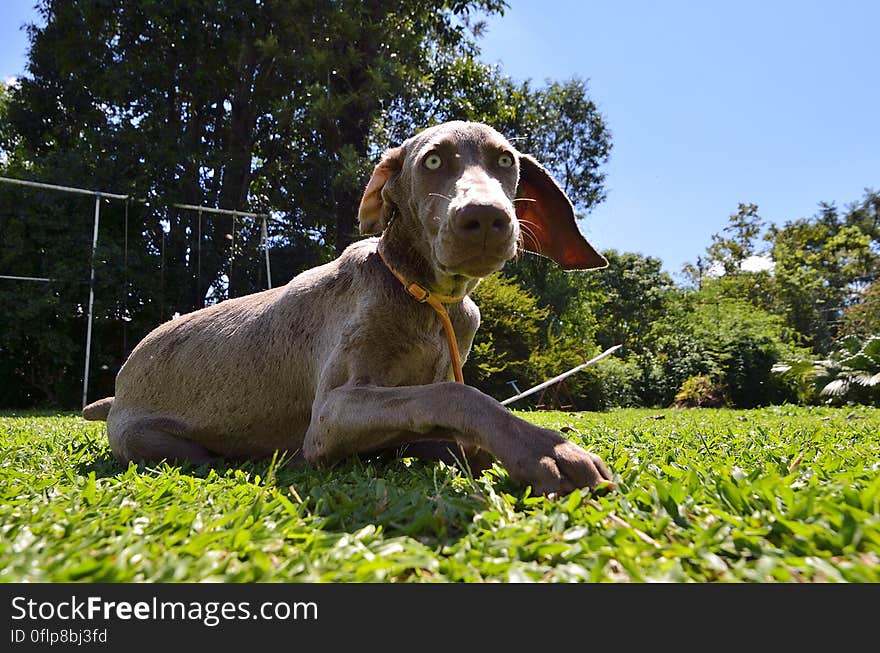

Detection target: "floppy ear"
[358, 146, 405, 235]
[516, 154, 608, 270]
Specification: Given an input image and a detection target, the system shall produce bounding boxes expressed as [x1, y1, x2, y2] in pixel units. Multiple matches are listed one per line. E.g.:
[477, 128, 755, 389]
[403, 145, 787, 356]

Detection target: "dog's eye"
[498, 153, 514, 168]
[424, 153, 442, 170]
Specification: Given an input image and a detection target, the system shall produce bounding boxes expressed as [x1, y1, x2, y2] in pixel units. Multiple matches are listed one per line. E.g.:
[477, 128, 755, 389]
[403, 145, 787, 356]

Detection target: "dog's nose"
[452, 202, 512, 245]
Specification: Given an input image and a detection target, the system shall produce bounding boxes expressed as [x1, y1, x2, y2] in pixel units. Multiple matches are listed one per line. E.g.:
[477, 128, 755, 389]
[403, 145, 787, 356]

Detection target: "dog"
[83, 120, 613, 496]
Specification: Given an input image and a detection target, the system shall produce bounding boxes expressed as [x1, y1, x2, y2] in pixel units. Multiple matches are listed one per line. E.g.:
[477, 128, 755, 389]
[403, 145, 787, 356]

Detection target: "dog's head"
[358, 121, 607, 280]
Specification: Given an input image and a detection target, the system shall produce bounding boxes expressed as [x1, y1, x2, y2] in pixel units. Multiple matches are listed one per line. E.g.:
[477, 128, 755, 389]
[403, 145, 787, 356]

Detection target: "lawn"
[1, 406, 878, 582]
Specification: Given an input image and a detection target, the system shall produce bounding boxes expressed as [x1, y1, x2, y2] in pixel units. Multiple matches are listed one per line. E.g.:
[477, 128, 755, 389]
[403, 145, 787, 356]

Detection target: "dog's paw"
[505, 429, 615, 496]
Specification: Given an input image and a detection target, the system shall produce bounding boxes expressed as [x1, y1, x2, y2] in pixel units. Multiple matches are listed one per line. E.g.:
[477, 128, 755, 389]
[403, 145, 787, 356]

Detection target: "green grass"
[1, 406, 879, 582]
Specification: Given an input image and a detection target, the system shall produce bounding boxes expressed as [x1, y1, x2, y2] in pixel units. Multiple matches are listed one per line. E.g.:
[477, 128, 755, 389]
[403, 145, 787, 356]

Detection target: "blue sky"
[2, 1, 878, 275]
[479, 0, 880, 274]
[0, 1, 32, 83]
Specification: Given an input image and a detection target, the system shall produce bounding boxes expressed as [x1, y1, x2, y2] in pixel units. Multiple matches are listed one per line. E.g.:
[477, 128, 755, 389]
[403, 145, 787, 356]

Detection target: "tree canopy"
[2, 2, 877, 411]
[0, 0, 615, 407]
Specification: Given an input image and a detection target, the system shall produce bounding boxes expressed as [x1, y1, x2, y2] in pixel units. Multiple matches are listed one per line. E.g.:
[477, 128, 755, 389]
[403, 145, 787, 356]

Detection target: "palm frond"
[853, 372, 880, 387]
[820, 378, 851, 397]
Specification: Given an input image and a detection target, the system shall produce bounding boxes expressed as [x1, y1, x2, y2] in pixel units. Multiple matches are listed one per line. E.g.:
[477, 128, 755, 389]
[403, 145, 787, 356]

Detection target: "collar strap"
[377, 247, 465, 384]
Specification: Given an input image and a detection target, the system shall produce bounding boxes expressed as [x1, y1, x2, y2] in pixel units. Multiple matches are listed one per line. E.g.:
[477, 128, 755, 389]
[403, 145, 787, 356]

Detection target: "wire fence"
[0, 174, 277, 407]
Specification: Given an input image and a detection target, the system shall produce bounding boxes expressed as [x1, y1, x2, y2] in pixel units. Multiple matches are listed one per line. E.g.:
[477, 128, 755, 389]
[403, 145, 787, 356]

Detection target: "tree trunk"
[217, 35, 261, 297]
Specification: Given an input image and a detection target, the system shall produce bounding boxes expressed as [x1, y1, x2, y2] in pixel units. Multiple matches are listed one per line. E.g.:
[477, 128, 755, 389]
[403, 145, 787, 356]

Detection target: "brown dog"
[83, 121, 613, 495]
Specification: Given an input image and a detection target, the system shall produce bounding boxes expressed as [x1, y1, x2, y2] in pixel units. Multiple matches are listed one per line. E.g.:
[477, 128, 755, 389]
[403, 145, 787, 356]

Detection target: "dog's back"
[100, 240, 378, 457]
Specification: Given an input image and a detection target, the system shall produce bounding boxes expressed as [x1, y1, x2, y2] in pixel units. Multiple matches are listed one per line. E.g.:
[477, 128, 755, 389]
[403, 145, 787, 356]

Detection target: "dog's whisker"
[518, 224, 535, 241]
[512, 198, 537, 203]
[427, 192, 452, 201]
[518, 222, 540, 248]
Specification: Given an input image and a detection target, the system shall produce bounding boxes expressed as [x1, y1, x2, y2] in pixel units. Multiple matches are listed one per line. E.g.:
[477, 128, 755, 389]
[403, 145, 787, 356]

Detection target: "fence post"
[261, 215, 273, 289]
[82, 194, 101, 408]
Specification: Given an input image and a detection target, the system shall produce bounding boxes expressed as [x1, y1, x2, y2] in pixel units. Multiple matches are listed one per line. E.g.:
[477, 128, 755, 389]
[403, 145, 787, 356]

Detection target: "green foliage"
[688, 299, 796, 408]
[468, 271, 643, 411]
[574, 356, 641, 411]
[2, 408, 879, 582]
[695, 271, 779, 314]
[768, 198, 879, 353]
[526, 337, 599, 409]
[642, 293, 806, 408]
[578, 249, 676, 353]
[477, 249, 674, 411]
[841, 280, 880, 339]
[466, 273, 549, 400]
[683, 192, 880, 362]
[673, 375, 727, 408]
[635, 330, 711, 408]
[0, 82, 17, 164]
[473, 245, 803, 410]
[774, 335, 880, 406]
[468, 272, 633, 411]
[669, 192, 880, 408]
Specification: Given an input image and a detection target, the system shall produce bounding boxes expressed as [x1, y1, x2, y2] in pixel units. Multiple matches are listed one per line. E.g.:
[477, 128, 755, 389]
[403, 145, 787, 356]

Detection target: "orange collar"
[376, 246, 465, 384]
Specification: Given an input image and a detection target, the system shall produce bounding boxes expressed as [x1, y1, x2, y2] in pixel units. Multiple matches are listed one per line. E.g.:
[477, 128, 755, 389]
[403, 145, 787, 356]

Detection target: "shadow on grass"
[75, 452, 124, 477]
[74, 451, 490, 546]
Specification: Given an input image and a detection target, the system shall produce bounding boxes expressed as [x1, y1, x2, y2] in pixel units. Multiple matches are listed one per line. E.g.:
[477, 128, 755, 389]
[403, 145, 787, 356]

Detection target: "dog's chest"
[389, 328, 454, 385]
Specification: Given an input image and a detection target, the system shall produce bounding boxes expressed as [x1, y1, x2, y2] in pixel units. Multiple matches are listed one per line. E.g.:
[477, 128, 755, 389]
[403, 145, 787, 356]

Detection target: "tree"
[0, 0, 516, 406]
[2, 1, 615, 408]
[641, 290, 806, 407]
[578, 249, 676, 354]
[841, 279, 880, 339]
[769, 201, 878, 352]
[375, 67, 612, 216]
[7, 1, 508, 303]
[706, 203, 765, 276]
[695, 271, 778, 316]
[0, 82, 17, 163]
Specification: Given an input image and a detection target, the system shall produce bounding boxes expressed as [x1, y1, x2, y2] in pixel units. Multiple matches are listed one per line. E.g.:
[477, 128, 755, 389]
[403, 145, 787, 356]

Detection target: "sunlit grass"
[1, 406, 878, 582]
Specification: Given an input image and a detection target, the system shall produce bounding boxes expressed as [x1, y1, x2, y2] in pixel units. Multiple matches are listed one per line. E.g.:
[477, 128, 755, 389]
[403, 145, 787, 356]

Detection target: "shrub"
[634, 332, 714, 407]
[841, 281, 880, 340]
[672, 375, 727, 408]
[466, 273, 549, 401]
[644, 295, 806, 408]
[575, 355, 641, 411]
[773, 335, 880, 406]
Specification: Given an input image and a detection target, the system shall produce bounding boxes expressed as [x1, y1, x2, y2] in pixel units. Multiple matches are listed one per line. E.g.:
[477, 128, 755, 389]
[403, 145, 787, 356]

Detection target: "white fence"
[0, 174, 274, 407]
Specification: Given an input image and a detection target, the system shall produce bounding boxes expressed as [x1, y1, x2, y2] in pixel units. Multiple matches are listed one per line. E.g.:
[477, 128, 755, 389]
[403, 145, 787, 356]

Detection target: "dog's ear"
[358, 146, 405, 235]
[515, 154, 608, 270]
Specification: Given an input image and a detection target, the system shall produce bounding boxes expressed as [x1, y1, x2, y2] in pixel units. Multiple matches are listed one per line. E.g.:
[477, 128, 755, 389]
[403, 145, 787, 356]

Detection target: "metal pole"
[229, 215, 236, 298]
[0, 275, 53, 282]
[82, 194, 101, 408]
[261, 215, 272, 289]
[0, 176, 271, 221]
[500, 345, 623, 407]
[0, 175, 128, 200]
[197, 208, 203, 307]
[171, 202, 267, 219]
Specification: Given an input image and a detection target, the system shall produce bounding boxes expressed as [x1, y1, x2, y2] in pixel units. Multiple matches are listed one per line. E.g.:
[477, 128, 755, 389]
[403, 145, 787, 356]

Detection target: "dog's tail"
[82, 396, 114, 421]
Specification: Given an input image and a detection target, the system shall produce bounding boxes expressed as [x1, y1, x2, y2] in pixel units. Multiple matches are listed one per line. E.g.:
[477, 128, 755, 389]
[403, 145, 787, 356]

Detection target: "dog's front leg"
[303, 383, 613, 495]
